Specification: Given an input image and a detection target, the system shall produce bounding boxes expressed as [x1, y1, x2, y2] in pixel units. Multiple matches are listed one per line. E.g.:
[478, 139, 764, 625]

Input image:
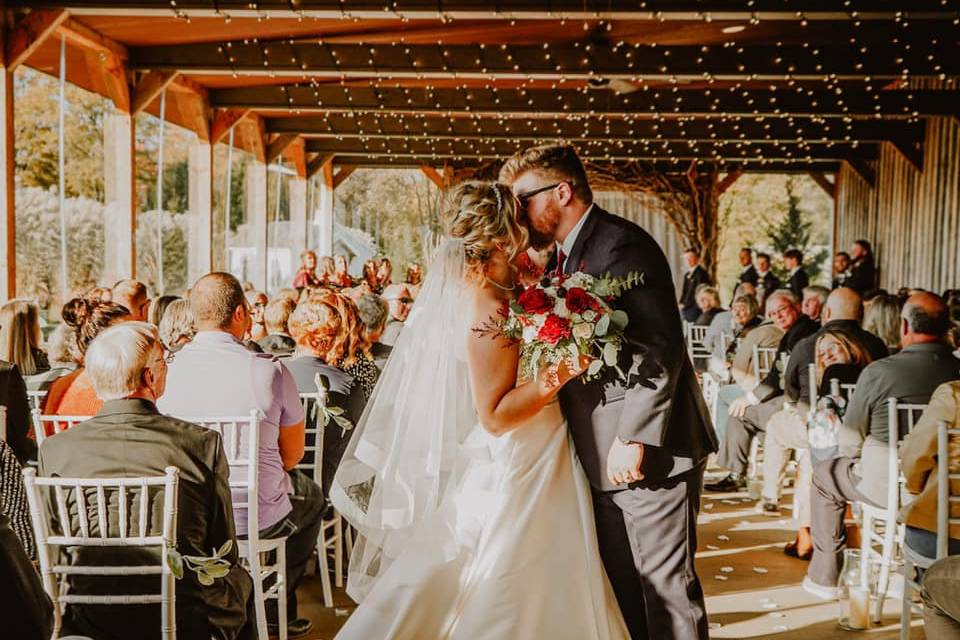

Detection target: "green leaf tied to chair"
[166, 539, 234, 586]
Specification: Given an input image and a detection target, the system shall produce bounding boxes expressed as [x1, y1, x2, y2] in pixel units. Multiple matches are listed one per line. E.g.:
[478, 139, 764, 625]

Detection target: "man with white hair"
[38, 322, 253, 640]
[111, 279, 150, 322]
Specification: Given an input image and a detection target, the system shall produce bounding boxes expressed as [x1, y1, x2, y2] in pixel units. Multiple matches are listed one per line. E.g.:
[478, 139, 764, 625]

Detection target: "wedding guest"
[284, 293, 368, 498]
[158, 273, 320, 638]
[147, 294, 180, 327]
[0, 513, 51, 640]
[735, 247, 759, 299]
[380, 283, 413, 348]
[112, 279, 150, 322]
[901, 380, 960, 564]
[0, 299, 49, 376]
[376, 257, 393, 291]
[832, 252, 853, 289]
[245, 291, 268, 341]
[85, 286, 112, 303]
[45, 298, 129, 418]
[277, 288, 300, 304]
[803, 292, 960, 598]
[316, 289, 380, 400]
[26, 323, 76, 392]
[679, 248, 711, 323]
[863, 293, 902, 354]
[362, 259, 380, 293]
[707, 289, 818, 492]
[848, 239, 877, 294]
[293, 250, 321, 289]
[920, 556, 960, 638]
[355, 293, 391, 368]
[317, 255, 336, 286]
[0, 359, 34, 465]
[703, 283, 755, 357]
[40, 322, 254, 640]
[158, 299, 195, 352]
[257, 298, 297, 356]
[784, 249, 809, 298]
[801, 285, 829, 325]
[405, 262, 423, 298]
[755, 252, 781, 307]
[694, 285, 724, 328]
[333, 255, 353, 288]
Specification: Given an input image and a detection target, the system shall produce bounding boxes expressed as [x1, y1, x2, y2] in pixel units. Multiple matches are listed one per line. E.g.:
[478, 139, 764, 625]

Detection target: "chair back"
[182, 412, 262, 542]
[297, 379, 326, 490]
[885, 398, 929, 511]
[27, 389, 47, 412]
[22, 466, 180, 639]
[0, 405, 6, 442]
[752, 345, 778, 379]
[829, 378, 858, 403]
[32, 410, 92, 446]
[683, 322, 711, 365]
[936, 421, 960, 560]
[808, 363, 818, 410]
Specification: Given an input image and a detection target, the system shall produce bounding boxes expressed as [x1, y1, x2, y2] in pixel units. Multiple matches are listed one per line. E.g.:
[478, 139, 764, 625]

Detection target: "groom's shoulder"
[591, 207, 655, 245]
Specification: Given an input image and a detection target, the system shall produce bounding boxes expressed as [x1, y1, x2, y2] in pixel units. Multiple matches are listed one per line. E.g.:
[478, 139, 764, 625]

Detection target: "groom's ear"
[556, 181, 575, 206]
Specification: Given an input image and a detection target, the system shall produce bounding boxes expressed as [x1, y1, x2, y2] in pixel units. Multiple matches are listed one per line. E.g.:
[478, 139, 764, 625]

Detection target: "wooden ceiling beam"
[213, 86, 960, 119]
[245, 113, 267, 163]
[130, 41, 958, 81]
[306, 153, 335, 179]
[266, 133, 298, 164]
[283, 137, 307, 178]
[131, 69, 177, 115]
[56, 16, 127, 60]
[15, 1, 957, 21]
[5, 9, 69, 70]
[332, 165, 356, 188]
[210, 108, 250, 145]
[808, 171, 836, 198]
[420, 165, 444, 189]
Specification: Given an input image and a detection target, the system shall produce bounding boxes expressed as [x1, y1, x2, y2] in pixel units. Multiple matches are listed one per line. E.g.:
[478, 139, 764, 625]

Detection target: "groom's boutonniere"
[475, 270, 643, 382]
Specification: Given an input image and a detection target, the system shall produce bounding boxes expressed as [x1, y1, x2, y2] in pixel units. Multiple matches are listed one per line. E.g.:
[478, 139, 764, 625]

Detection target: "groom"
[501, 145, 718, 640]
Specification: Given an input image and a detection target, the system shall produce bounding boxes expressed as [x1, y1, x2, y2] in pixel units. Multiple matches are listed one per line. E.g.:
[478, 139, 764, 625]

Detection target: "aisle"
[294, 482, 924, 639]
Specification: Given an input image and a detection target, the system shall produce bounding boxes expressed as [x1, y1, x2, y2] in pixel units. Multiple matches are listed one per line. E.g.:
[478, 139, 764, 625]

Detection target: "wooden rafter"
[283, 137, 307, 178]
[717, 170, 743, 195]
[266, 134, 298, 164]
[131, 69, 177, 115]
[332, 165, 356, 189]
[245, 112, 266, 163]
[808, 171, 836, 198]
[5, 9, 69, 70]
[420, 166, 444, 189]
[210, 108, 250, 145]
[306, 153, 334, 179]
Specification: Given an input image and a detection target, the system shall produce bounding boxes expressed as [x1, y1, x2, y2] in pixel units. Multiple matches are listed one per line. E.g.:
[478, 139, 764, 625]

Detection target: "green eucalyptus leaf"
[166, 548, 184, 580]
[595, 314, 610, 337]
[603, 342, 618, 367]
[217, 539, 233, 558]
[587, 359, 604, 377]
[197, 571, 214, 586]
[610, 310, 629, 330]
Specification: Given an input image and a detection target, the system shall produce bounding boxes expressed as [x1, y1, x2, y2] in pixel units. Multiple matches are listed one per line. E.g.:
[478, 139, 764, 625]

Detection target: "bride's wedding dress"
[331, 239, 628, 639]
[336, 399, 628, 639]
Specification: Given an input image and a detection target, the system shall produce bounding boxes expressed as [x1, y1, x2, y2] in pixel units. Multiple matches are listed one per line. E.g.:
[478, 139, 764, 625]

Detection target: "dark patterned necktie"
[556, 249, 567, 275]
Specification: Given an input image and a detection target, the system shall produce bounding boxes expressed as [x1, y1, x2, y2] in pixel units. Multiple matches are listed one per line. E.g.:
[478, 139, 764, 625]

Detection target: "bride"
[330, 181, 629, 639]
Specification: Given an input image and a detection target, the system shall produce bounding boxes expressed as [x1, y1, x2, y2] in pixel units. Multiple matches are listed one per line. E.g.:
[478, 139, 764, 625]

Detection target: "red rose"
[517, 286, 553, 315]
[564, 287, 598, 314]
[538, 314, 572, 345]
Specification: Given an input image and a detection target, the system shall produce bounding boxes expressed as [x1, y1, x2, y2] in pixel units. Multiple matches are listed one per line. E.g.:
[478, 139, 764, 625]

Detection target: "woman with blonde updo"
[332, 180, 627, 639]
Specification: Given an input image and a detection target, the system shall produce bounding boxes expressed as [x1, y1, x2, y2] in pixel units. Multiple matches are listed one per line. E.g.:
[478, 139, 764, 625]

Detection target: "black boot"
[704, 472, 746, 493]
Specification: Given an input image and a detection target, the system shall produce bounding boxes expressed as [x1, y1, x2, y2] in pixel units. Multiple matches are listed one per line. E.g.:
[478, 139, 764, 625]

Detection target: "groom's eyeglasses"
[516, 182, 564, 207]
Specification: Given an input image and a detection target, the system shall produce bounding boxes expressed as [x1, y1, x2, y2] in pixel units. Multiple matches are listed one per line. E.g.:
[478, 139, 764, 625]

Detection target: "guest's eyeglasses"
[516, 182, 564, 207]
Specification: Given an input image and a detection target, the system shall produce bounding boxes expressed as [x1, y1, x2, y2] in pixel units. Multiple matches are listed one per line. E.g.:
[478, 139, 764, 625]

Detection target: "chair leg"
[247, 549, 269, 640]
[316, 527, 334, 607]
[900, 557, 913, 640]
[874, 527, 896, 624]
[860, 511, 873, 589]
[276, 544, 288, 640]
[334, 515, 344, 589]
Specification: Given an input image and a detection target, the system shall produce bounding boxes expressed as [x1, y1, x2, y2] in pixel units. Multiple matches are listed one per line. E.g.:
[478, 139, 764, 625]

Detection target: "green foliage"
[135, 210, 189, 296]
[763, 177, 830, 282]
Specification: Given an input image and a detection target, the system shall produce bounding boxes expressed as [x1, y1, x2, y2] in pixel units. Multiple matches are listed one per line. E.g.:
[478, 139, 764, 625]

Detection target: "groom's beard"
[527, 225, 554, 251]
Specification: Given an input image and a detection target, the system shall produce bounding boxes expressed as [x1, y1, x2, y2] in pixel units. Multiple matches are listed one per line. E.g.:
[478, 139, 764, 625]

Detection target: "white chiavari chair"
[830, 379, 858, 404]
[900, 420, 960, 639]
[27, 389, 47, 412]
[185, 411, 287, 640]
[23, 466, 180, 640]
[860, 398, 928, 623]
[684, 321, 711, 369]
[0, 405, 6, 442]
[297, 383, 346, 608]
[752, 345, 778, 380]
[32, 410, 91, 447]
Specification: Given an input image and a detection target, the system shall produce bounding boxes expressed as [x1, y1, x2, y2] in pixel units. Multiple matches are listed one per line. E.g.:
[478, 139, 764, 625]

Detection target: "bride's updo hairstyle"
[442, 181, 528, 276]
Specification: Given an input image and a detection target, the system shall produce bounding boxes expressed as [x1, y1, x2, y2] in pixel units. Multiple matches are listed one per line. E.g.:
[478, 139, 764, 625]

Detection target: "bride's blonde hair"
[442, 181, 528, 274]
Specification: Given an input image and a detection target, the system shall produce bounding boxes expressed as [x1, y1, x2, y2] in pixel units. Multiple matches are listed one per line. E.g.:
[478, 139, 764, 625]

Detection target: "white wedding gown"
[335, 398, 629, 640]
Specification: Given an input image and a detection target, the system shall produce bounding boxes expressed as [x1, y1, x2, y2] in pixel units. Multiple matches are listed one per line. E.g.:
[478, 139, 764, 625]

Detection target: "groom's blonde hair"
[499, 144, 593, 204]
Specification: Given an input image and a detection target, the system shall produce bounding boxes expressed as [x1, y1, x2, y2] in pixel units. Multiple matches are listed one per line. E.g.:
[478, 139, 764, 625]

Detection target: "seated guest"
[0, 513, 52, 640]
[755, 252, 781, 308]
[276, 288, 301, 304]
[317, 255, 337, 287]
[784, 249, 810, 298]
[85, 286, 112, 303]
[380, 283, 414, 348]
[832, 252, 853, 289]
[257, 298, 297, 356]
[707, 289, 819, 492]
[25, 323, 75, 392]
[158, 299, 195, 352]
[703, 283, 755, 359]
[405, 262, 423, 298]
[362, 259, 380, 293]
[147, 294, 180, 327]
[45, 298, 129, 418]
[0, 438, 34, 560]
[292, 250, 321, 289]
[678, 248, 710, 323]
[694, 285, 724, 327]
[244, 291, 268, 342]
[376, 257, 393, 291]
[284, 292, 367, 498]
[863, 293, 902, 354]
[39, 322, 253, 640]
[112, 279, 150, 322]
[315, 289, 381, 401]
[801, 285, 829, 325]
[921, 556, 960, 639]
[158, 273, 320, 638]
[901, 380, 960, 560]
[332, 255, 353, 289]
[0, 299, 49, 375]
[355, 293, 391, 368]
[803, 292, 960, 599]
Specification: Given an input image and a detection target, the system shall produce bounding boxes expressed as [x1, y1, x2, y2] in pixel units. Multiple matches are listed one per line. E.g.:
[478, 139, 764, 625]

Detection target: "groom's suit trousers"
[593, 461, 709, 640]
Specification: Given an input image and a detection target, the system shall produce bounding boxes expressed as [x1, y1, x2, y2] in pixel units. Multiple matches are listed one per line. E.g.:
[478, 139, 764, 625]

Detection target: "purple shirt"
[158, 330, 305, 535]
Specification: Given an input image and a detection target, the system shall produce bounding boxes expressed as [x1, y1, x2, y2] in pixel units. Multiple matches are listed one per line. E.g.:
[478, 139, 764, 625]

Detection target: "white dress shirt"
[555, 204, 595, 270]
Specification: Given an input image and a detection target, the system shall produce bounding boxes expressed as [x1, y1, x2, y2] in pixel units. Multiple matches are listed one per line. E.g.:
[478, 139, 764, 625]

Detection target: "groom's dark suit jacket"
[551, 207, 718, 492]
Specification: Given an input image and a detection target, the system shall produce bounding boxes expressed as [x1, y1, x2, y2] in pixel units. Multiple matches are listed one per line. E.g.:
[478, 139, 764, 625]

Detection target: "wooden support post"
[420, 165, 444, 189]
[210, 108, 249, 145]
[306, 153, 334, 179]
[246, 114, 267, 164]
[103, 112, 137, 282]
[316, 158, 335, 256]
[716, 170, 743, 195]
[245, 161, 268, 291]
[266, 134, 297, 164]
[333, 165, 356, 189]
[187, 142, 213, 284]
[809, 171, 836, 199]
[131, 70, 177, 115]
[0, 65, 14, 301]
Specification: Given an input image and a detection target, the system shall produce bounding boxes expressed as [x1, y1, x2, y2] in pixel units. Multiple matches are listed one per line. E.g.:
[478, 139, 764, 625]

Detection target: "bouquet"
[480, 270, 643, 382]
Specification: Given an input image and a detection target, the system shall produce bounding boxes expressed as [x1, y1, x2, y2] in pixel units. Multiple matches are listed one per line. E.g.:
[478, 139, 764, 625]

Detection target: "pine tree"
[765, 177, 828, 281]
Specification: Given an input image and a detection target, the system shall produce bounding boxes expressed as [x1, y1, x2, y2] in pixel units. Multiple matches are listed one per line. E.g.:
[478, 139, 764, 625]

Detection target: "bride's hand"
[539, 354, 594, 394]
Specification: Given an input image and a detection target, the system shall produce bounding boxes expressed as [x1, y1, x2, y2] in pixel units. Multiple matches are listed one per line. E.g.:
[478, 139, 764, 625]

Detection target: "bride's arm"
[466, 295, 579, 437]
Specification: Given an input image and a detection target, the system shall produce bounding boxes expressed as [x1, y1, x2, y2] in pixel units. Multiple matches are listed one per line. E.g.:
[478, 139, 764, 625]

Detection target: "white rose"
[553, 297, 571, 319]
[522, 325, 538, 343]
[572, 323, 593, 341]
[581, 310, 597, 323]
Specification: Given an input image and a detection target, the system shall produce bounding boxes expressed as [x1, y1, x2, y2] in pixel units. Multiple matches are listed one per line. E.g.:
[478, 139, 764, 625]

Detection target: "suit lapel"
[564, 207, 603, 275]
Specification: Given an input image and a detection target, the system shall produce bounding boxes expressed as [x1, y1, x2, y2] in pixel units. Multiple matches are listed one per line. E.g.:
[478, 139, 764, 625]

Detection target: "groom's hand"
[607, 438, 644, 486]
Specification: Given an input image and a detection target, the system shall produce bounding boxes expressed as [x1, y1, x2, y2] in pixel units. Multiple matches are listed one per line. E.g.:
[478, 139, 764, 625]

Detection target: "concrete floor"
[291, 481, 927, 640]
